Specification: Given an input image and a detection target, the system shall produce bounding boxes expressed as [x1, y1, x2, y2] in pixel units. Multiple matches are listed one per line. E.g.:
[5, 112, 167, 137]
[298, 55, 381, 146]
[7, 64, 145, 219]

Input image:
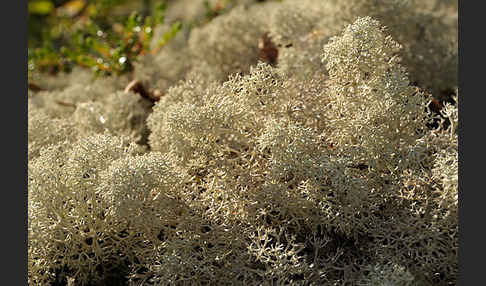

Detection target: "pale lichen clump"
[188, 5, 266, 82]
[322, 16, 430, 174]
[28, 134, 184, 285]
[28, 2, 458, 284]
[28, 105, 77, 160]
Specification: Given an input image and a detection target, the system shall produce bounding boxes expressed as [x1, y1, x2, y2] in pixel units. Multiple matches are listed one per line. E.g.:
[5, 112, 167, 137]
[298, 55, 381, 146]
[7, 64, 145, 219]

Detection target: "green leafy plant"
[28, 0, 182, 80]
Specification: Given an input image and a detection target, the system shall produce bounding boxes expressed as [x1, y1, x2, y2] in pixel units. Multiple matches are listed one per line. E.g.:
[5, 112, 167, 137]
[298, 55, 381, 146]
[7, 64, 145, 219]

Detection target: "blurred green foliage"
[28, 0, 181, 79]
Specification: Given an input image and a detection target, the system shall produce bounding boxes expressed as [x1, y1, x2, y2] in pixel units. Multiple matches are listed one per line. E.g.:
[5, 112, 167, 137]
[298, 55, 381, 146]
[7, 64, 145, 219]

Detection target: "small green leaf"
[154, 2, 168, 25]
[28, 0, 55, 15]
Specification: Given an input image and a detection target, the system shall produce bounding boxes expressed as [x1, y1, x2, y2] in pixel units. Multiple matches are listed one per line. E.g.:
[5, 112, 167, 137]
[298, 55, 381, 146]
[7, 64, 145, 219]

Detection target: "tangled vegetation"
[28, 0, 458, 285]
